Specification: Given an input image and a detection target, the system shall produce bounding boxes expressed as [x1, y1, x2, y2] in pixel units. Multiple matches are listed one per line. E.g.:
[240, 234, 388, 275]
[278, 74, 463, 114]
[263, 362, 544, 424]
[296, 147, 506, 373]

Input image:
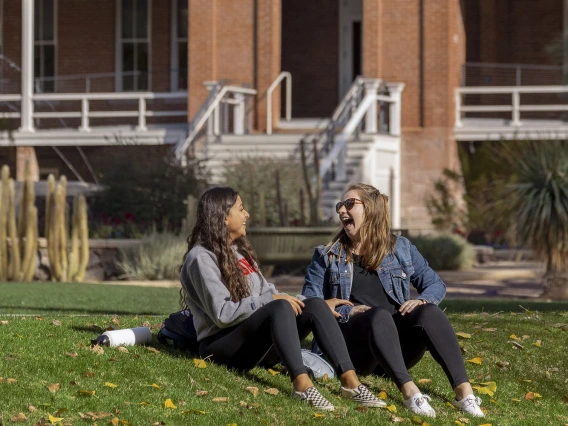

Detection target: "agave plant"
[501, 140, 568, 299]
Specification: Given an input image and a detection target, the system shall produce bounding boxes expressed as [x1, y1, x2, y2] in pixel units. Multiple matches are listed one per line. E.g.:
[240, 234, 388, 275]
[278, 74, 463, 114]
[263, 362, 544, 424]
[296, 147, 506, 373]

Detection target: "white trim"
[338, 0, 362, 98]
[34, 0, 57, 93]
[20, 0, 34, 131]
[115, 0, 152, 92]
[170, 0, 188, 92]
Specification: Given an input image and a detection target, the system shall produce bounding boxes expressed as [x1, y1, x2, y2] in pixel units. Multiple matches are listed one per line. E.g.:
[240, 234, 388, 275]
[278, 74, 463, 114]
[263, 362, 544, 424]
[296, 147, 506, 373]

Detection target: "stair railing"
[266, 71, 292, 135]
[175, 83, 257, 158]
[319, 82, 404, 182]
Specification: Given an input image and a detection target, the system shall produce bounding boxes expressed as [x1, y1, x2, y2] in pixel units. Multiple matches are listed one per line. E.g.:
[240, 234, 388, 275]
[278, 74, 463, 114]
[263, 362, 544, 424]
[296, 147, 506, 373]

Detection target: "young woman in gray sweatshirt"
[180, 186, 386, 411]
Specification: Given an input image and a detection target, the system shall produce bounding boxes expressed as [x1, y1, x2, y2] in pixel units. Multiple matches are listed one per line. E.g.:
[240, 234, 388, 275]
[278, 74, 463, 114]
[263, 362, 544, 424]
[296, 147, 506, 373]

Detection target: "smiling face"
[338, 189, 365, 243]
[225, 195, 250, 243]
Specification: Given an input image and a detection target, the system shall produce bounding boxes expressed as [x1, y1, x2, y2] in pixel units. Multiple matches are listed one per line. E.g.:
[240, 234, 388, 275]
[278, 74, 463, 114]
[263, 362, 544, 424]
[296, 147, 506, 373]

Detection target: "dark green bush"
[409, 233, 474, 271]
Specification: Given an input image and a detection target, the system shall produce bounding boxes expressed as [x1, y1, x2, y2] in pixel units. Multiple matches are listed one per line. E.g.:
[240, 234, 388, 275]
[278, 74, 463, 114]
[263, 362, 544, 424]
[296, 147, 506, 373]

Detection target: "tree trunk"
[541, 271, 568, 299]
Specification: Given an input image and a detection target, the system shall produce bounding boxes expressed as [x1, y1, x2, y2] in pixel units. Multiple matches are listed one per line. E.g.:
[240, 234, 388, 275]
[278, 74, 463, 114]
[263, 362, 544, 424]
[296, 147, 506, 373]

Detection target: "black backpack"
[157, 310, 199, 353]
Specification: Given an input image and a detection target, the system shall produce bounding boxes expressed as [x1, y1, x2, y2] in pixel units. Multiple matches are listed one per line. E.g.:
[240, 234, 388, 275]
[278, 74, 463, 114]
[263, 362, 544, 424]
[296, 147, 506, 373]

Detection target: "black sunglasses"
[336, 198, 363, 213]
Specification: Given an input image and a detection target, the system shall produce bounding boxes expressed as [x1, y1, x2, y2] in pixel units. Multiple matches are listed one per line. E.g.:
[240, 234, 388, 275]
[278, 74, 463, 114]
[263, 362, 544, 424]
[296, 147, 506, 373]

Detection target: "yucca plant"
[500, 141, 568, 299]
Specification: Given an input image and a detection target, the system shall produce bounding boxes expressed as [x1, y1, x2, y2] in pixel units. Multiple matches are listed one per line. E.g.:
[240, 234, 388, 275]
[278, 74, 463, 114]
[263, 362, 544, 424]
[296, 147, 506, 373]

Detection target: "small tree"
[92, 146, 207, 235]
[500, 141, 568, 299]
[221, 156, 306, 227]
[426, 168, 468, 233]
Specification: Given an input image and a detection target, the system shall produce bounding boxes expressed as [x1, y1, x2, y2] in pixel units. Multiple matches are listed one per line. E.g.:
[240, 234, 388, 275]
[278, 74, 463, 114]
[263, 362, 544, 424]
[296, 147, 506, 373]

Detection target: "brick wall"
[2, 0, 174, 94]
[464, 0, 562, 66]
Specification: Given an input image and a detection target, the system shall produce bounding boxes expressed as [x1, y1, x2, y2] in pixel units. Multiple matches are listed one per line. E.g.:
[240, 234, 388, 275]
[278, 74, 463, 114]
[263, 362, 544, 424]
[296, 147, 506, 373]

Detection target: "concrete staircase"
[197, 132, 377, 221]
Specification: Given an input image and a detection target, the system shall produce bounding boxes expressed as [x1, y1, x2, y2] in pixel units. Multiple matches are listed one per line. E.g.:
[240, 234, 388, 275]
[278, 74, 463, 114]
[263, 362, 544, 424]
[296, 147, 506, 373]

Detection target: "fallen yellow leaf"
[512, 398, 521, 402]
[385, 404, 397, 413]
[378, 390, 387, 399]
[28, 405, 37, 412]
[78, 389, 96, 396]
[10, 413, 27, 422]
[467, 357, 483, 365]
[268, 368, 280, 376]
[534, 393, 542, 398]
[52, 319, 61, 326]
[509, 334, 520, 341]
[146, 346, 160, 354]
[472, 386, 494, 397]
[264, 388, 279, 396]
[48, 414, 64, 424]
[195, 390, 209, 396]
[193, 358, 207, 368]
[455, 421, 466, 426]
[117, 346, 129, 353]
[418, 379, 432, 385]
[458, 418, 469, 424]
[150, 383, 162, 389]
[479, 424, 492, 426]
[314, 413, 325, 417]
[482, 328, 497, 332]
[456, 332, 472, 339]
[139, 402, 151, 406]
[105, 382, 118, 388]
[392, 415, 405, 423]
[212, 397, 230, 402]
[111, 418, 120, 426]
[534, 340, 542, 347]
[227, 424, 237, 426]
[411, 415, 425, 424]
[245, 386, 259, 396]
[48, 383, 61, 393]
[181, 409, 207, 415]
[164, 398, 177, 409]
[6, 378, 17, 383]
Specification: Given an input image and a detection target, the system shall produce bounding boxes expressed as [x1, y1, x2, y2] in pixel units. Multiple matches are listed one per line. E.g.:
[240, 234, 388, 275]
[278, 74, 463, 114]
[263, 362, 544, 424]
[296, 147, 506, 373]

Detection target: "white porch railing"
[319, 83, 404, 182]
[0, 91, 188, 132]
[266, 71, 292, 135]
[174, 84, 257, 157]
[455, 85, 568, 128]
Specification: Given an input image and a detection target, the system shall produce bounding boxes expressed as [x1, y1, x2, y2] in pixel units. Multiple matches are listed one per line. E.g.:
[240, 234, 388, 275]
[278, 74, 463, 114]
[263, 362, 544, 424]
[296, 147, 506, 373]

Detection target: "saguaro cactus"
[0, 164, 38, 282]
[47, 175, 89, 282]
[68, 193, 89, 281]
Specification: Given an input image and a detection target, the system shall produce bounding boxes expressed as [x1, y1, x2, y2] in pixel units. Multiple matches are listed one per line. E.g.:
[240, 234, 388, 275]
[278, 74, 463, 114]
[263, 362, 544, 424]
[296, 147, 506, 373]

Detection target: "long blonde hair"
[326, 183, 396, 270]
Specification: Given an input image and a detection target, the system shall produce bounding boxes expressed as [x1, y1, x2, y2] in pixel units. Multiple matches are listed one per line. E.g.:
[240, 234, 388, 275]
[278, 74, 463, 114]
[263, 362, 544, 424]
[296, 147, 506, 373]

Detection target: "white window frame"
[170, 0, 188, 92]
[115, 0, 152, 92]
[34, 0, 58, 93]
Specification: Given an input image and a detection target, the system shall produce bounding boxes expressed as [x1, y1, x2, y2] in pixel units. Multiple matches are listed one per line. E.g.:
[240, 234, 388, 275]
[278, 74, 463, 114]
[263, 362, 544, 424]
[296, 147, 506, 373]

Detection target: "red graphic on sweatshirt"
[238, 258, 255, 276]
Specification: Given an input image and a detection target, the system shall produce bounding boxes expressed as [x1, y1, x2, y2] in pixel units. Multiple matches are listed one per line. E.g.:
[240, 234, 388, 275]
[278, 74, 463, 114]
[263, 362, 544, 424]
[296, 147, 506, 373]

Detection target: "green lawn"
[0, 282, 567, 425]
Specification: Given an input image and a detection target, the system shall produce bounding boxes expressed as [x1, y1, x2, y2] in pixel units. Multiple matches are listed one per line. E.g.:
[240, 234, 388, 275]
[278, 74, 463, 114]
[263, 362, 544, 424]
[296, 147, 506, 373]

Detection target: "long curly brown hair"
[182, 186, 259, 302]
[326, 183, 396, 270]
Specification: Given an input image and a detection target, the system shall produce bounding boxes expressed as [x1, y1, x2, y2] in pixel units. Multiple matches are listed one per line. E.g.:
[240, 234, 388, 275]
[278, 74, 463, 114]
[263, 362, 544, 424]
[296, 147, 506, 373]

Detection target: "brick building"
[0, 0, 565, 229]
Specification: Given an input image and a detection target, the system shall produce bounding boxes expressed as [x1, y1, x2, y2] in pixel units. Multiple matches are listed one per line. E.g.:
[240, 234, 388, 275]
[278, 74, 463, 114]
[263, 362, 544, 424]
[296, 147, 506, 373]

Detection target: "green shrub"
[117, 232, 187, 280]
[409, 233, 474, 271]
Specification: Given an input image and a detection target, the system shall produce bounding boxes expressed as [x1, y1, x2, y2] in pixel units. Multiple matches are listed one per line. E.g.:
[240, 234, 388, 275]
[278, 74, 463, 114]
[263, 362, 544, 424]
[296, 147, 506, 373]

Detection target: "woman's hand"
[272, 294, 305, 316]
[399, 299, 426, 316]
[325, 298, 354, 318]
[349, 304, 371, 317]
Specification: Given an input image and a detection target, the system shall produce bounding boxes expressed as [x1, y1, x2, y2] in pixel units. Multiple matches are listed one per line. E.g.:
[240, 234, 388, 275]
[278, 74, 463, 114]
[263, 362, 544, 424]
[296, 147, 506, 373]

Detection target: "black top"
[350, 255, 398, 314]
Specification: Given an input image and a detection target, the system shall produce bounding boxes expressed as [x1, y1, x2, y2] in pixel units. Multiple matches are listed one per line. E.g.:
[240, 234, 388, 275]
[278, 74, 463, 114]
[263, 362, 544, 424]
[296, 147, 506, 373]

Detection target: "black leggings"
[199, 298, 355, 380]
[339, 303, 469, 389]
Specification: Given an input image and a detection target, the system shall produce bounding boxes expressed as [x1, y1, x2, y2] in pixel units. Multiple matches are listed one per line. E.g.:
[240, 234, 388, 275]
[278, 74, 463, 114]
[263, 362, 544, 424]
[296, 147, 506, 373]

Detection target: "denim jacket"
[302, 236, 446, 323]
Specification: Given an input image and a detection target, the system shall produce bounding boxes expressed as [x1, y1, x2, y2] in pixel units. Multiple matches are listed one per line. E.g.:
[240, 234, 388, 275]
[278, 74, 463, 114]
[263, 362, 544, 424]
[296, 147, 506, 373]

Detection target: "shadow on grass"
[440, 299, 568, 313]
[0, 305, 164, 316]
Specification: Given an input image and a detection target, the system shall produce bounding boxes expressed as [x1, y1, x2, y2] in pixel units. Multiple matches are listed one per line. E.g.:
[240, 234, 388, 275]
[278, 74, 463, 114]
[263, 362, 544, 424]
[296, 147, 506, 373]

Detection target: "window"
[171, 0, 187, 91]
[34, 0, 56, 93]
[117, 0, 150, 91]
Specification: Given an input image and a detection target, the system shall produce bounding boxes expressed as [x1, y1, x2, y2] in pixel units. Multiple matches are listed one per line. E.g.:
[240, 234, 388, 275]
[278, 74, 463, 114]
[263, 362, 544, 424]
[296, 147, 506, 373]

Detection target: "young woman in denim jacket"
[302, 183, 484, 418]
[180, 186, 385, 411]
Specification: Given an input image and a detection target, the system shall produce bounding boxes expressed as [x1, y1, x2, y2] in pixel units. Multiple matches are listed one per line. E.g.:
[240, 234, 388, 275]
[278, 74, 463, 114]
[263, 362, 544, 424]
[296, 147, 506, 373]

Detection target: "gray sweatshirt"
[180, 244, 279, 341]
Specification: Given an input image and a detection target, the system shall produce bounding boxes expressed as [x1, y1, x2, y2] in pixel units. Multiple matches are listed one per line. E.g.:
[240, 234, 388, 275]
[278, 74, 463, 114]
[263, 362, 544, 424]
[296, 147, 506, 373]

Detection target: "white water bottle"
[91, 327, 153, 347]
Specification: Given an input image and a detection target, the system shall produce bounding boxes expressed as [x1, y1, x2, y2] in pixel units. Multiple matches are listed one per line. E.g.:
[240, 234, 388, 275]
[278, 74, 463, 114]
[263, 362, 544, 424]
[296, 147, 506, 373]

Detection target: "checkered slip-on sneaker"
[452, 394, 484, 417]
[293, 386, 335, 411]
[340, 384, 387, 408]
[403, 392, 436, 418]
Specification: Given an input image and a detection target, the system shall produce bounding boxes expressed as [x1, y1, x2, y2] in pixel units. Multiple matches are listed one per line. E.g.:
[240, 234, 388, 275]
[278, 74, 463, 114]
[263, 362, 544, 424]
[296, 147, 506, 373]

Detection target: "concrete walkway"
[89, 261, 547, 300]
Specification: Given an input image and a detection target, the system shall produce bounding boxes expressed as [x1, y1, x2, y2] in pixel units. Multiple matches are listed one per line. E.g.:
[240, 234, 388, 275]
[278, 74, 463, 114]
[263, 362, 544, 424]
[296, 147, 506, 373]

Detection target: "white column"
[233, 93, 244, 135]
[388, 83, 405, 136]
[20, 0, 34, 132]
[364, 80, 379, 133]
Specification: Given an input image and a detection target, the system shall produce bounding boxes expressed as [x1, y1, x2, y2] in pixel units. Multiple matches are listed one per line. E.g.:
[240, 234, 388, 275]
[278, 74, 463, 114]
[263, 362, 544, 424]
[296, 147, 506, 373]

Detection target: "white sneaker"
[452, 394, 484, 417]
[403, 392, 436, 417]
[293, 386, 335, 411]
